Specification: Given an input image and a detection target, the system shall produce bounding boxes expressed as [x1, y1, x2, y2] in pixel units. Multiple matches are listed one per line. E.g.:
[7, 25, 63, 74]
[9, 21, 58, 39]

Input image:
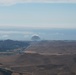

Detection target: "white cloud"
[2, 34, 9, 38]
[0, 0, 76, 6]
[32, 33, 39, 36]
[0, 31, 34, 34]
[24, 32, 34, 35]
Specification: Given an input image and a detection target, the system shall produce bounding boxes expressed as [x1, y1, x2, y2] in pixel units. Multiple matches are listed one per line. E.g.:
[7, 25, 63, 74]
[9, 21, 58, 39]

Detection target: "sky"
[0, 0, 76, 40]
[0, 1, 76, 29]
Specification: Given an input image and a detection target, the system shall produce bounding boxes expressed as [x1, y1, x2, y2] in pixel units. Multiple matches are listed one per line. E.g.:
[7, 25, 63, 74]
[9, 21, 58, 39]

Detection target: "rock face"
[0, 68, 12, 75]
[0, 72, 3, 75]
[0, 68, 25, 75]
[31, 35, 41, 41]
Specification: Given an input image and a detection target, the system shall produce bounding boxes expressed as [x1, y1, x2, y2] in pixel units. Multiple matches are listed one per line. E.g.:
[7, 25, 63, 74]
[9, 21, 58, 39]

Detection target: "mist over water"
[0, 27, 76, 40]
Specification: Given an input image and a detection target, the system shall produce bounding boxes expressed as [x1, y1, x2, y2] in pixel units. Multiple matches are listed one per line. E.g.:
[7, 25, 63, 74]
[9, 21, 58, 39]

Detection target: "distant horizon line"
[0, 26, 76, 30]
[0, 39, 76, 41]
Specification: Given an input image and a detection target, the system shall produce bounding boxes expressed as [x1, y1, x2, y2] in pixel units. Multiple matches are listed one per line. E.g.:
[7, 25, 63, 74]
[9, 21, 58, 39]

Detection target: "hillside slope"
[24, 41, 76, 55]
[0, 40, 30, 52]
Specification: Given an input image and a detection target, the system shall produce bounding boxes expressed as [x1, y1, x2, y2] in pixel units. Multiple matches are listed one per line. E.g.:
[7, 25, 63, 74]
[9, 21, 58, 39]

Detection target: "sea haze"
[0, 27, 76, 40]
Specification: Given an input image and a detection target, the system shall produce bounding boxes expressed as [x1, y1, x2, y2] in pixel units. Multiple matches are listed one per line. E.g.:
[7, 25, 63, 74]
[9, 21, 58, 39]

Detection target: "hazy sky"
[0, 0, 76, 40]
[0, 0, 76, 29]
